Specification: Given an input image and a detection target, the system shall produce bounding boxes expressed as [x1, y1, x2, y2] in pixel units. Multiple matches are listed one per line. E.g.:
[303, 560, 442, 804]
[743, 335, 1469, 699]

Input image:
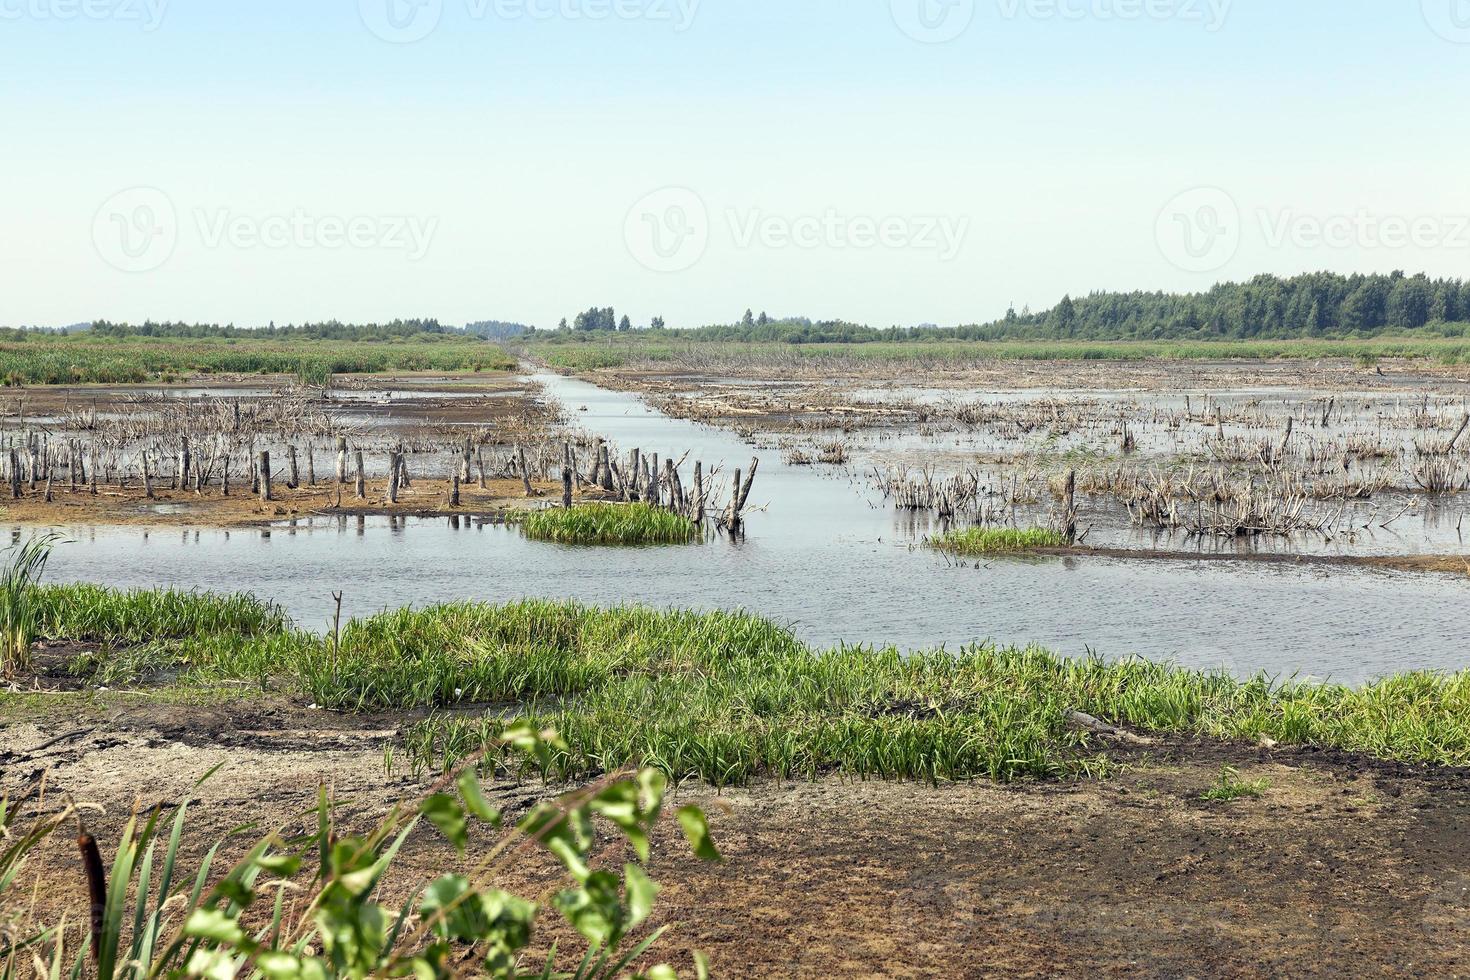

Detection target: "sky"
[2, 0, 1469, 329]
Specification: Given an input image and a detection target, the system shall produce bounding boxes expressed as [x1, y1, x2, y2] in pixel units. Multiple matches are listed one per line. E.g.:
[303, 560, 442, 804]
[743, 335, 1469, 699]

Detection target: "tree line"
[577, 272, 1470, 344]
[974, 272, 1470, 341]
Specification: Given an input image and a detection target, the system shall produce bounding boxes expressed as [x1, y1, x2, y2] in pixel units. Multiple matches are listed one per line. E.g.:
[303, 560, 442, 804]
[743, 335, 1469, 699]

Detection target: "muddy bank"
[2, 700, 1467, 978]
[570, 356, 1470, 435]
[1023, 544, 1470, 578]
[0, 476, 563, 529]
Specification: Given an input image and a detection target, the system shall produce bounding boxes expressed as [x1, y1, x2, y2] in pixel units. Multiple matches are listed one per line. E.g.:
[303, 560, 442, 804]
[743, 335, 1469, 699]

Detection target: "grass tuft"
[1200, 766, 1271, 802]
[928, 526, 1066, 556]
[521, 502, 698, 546]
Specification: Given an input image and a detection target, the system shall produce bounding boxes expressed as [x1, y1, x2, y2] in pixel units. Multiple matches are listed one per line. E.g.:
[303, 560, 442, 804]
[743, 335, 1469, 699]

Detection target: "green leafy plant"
[0, 726, 721, 979]
[1200, 766, 1271, 802]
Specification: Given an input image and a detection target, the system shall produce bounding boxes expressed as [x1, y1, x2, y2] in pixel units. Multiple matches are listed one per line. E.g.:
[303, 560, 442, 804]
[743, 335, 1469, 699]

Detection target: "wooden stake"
[258, 450, 273, 502]
[518, 446, 535, 497]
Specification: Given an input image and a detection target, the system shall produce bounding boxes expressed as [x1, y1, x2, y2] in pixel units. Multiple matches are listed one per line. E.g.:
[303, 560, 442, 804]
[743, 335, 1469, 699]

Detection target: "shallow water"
[29, 372, 1470, 685]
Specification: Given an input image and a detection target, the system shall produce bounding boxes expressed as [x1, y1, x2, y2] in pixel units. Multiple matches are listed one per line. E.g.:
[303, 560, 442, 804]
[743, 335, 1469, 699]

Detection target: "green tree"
[1051, 295, 1077, 337]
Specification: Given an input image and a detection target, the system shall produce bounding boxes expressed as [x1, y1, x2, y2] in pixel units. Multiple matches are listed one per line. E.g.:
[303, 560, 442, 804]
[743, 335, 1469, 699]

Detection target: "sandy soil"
[3, 700, 1467, 978]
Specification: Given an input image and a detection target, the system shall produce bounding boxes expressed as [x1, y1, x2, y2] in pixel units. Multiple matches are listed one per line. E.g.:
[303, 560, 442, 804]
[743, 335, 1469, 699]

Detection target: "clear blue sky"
[3, 0, 1468, 328]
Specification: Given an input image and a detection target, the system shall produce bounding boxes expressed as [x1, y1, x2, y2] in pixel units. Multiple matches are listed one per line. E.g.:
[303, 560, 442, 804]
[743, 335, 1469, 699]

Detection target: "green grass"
[1200, 766, 1271, 802]
[520, 503, 699, 546]
[928, 527, 1066, 556]
[32, 583, 289, 642]
[527, 334, 1470, 369]
[0, 334, 514, 385]
[15, 588, 1470, 786]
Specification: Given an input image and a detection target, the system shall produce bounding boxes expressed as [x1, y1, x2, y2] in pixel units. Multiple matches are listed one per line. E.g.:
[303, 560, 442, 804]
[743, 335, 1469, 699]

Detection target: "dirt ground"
[3, 700, 1466, 978]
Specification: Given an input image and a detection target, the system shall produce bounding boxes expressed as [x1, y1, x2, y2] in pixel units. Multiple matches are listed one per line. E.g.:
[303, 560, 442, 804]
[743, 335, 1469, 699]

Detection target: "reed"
[520, 502, 699, 546]
[0, 535, 60, 677]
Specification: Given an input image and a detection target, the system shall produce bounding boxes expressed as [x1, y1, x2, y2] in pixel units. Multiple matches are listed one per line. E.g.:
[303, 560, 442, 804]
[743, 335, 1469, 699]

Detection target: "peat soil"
[2, 698, 1467, 978]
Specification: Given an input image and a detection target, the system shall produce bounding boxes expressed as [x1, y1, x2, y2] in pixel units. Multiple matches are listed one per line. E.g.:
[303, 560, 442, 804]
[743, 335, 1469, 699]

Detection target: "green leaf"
[456, 770, 501, 827]
[591, 782, 648, 862]
[676, 807, 722, 863]
[637, 769, 668, 823]
[624, 863, 658, 930]
[183, 908, 246, 946]
[185, 947, 242, 980]
[695, 950, 711, 980]
[420, 794, 468, 853]
[552, 870, 624, 949]
[255, 951, 328, 980]
[636, 966, 678, 980]
[419, 875, 480, 942]
[547, 837, 591, 883]
[254, 853, 302, 877]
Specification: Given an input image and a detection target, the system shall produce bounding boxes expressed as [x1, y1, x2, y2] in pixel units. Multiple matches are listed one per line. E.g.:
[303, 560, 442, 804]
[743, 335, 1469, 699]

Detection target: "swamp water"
[31, 372, 1470, 685]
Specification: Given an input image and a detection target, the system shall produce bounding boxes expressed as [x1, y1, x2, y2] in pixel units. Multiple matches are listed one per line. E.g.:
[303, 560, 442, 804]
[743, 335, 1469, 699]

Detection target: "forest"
[603, 272, 1470, 344]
